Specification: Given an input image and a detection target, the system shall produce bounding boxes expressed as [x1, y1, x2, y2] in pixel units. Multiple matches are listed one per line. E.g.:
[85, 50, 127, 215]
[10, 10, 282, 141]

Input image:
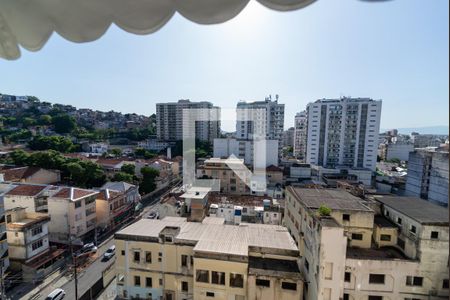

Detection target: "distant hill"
[382, 126, 449, 135]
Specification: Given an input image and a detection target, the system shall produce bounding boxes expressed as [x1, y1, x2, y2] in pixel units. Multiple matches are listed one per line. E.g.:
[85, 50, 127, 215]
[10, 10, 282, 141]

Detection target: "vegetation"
[112, 172, 134, 183]
[134, 147, 157, 159]
[28, 135, 78, 152]
[52, 114, 77, 134]
[139, 166, 160, 194]
[318, 205, 332, 216]
[120, 164, 135, 175]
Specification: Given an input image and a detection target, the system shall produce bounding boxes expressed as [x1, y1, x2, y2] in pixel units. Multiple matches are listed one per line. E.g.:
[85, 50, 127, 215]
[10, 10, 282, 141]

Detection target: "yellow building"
[284, 187, 449, 300]
[115, 216, 303, 300]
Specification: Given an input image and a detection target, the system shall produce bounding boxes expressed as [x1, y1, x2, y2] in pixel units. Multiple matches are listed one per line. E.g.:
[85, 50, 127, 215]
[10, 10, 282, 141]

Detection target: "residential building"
[47, 187, 99, 244]
[101, 181, 141, 204]
[384, 142, 414, 162]
[284, 187, 449, 300]
[137, 138, 172, 152]
[197, 158, 251, 195]
[0, 192, 10, 273]
[306, 97, 382, 171]
[156, 99, 220, 142]
[115, 217, 303, 300]
[4, 207, 63, 280]
[405, 147, 449, 206]
[236, 96, 285, 156]
[3, 184, 50, 213]
[95, 189, 134, 232]
[412, 133, 447, 148]
[293, 111, 307, 161]
[213, 138, 279, 167]
[0, 166, 60, 185]
[283, 127, 295, 148]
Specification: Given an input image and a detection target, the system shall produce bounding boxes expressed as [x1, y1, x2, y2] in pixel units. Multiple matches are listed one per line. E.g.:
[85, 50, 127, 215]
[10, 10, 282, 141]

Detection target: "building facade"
[0, 193, 10, 274]
[306, 97, 382, 171]
[213, 138, 279, 167]
[115, 217, 303, 300]
[384, 142, 414, 162]
[236, 96, 284, 155]
[284, 187, 449, 300]
[293, 111, 308, 161]
[156, 99, 221, 142]
[405, 148, 449, 206]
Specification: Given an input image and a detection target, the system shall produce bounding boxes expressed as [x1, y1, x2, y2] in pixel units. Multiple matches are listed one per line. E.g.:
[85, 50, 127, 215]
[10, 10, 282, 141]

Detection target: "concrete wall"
[386, 143, 414, 161]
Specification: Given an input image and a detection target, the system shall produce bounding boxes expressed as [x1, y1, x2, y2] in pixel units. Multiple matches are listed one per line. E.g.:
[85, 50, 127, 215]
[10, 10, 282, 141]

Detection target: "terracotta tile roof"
[96, 189, 123, 201]
[95, 158, 125, 167]
[5, 184, 47, 196]
[0, 166, 42, 181]
[266, 165, 282, 172]
[52, 187, 98, 200]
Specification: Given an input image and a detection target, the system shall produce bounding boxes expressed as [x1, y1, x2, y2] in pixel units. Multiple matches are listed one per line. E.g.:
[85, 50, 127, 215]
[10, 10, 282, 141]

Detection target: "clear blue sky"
[0, 0, 448, 132]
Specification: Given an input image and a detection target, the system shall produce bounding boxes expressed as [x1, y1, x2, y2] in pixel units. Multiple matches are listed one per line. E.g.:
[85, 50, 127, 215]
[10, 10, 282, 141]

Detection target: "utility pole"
[69, 236, 78, 300]
[0, 261, 5, 300]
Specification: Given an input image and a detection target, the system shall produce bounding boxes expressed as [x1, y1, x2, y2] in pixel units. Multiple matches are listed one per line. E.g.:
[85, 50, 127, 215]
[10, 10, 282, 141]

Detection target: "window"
[397, 217, 402, 224]
[145, 251, 152, 263]
[212, 271, 225, 285]
[281, 282, 297, 291]
[181, 281, 188, 292]
[443, 279, 449, 289]
[344, 272, 351, 282]
[406, 276, 423, 287]
[181, 255, 188, 267]
[206, 292, 215, 297]
[146, 277, 152, 288]
[410, 225, 416, 234]
[256, 279, 270, 287]
[133, 251, 140, 262]
[343, 293, 349, 300]
[342, 214, 350, 221]
[351, 233, 363, 240]
[368, 296, 382, 300]
[165, 236, 173, 242]
[32, 226, 43, 236]
[196, 270, 209, 283]
[380, 234, 391, 241]
[230, 273, 244, 288]
[32, 240, 43, 251]
[305, 259, 309, 271]
[75, 201, 82, 208]
[397, 237, 405, 250]
[159, 278, 163, 286]
[431, 231, 439, 239]
[134, 276, 141, 286]
[121, 250, 125, 256]
[369, 274, 385, 284]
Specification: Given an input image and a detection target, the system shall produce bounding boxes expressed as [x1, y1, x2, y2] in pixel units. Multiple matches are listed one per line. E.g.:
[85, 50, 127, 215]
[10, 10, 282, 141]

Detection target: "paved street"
[34, 238, 115, 300]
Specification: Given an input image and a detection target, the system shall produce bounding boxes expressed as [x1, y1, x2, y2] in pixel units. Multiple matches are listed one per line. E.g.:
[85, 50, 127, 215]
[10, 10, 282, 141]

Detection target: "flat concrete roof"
[180, 186, 211, 200]
[116, 217, 298, 257]
[375, 196, 449, 225]
[346, 246, 412, 261]
[287, 187, 373, 212]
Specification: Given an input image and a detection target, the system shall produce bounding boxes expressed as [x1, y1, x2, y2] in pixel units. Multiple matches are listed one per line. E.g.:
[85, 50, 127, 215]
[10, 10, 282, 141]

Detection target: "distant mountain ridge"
[382, 126, 449, 135]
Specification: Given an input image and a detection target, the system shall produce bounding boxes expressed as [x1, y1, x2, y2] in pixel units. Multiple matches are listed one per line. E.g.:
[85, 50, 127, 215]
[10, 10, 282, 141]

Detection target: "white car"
[103, 245, 116, 260]
[46, 288, 65, 300]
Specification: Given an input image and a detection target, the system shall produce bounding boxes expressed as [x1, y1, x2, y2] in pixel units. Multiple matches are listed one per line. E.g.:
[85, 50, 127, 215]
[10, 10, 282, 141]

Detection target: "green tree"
[139, 166, 160, 194]
[109, 148, 122, 157]
[121, 164, 135, 175]
[318, 205, 331, 216]
[28, 135, 76, 152]
[52, 114, 77, 134]
[22, 117, 36, 127]
[112, 172, 134, 183]
[66, 162, 85, 183]
[38, 115, 52, 125]
[10, 149, 30, 166]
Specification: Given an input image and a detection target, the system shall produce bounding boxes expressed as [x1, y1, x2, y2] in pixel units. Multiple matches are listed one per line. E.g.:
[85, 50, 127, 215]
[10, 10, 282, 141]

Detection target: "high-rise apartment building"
[284, 187, 449, 300]
[156, 100, 221, 142]
[236, 96, 284, 154]
[405, 147, 449, 206]
[293, 111, 307, 160]
[115, 217, 303, 300]
[306, 97, 382, 171]
[0, 193, 10, 276]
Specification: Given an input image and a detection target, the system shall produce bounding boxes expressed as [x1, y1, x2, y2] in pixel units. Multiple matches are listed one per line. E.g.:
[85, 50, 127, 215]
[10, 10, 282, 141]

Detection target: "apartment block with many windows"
[115, 216, 303, 300]
[284, 187, 449, 300]
[306, 97, 382, 171]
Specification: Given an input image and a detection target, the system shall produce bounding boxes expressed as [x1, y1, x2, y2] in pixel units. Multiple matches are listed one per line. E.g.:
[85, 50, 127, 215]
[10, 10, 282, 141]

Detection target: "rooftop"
[180, 186, 211, 200]
[248, 257, 302, 279]
[101, 181, 136, 192]
[374, 215, 398, 228]
[0, 166, 56, 182]
[375, 196, 449, 225]
[52, 187, 98, 201]
[287, 187, 373, 212]
[116, 217, 298, 257]
[346, 246, 411, 261]
[5, 184, 47, 197]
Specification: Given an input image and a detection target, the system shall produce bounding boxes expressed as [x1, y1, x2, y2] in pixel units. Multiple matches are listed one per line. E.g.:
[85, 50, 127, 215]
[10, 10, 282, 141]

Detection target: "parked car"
[46, 288, 66, 300]
[75, 243, 97, 257]
[102, 245, 116, 261]
[147, 211, 158, 219]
